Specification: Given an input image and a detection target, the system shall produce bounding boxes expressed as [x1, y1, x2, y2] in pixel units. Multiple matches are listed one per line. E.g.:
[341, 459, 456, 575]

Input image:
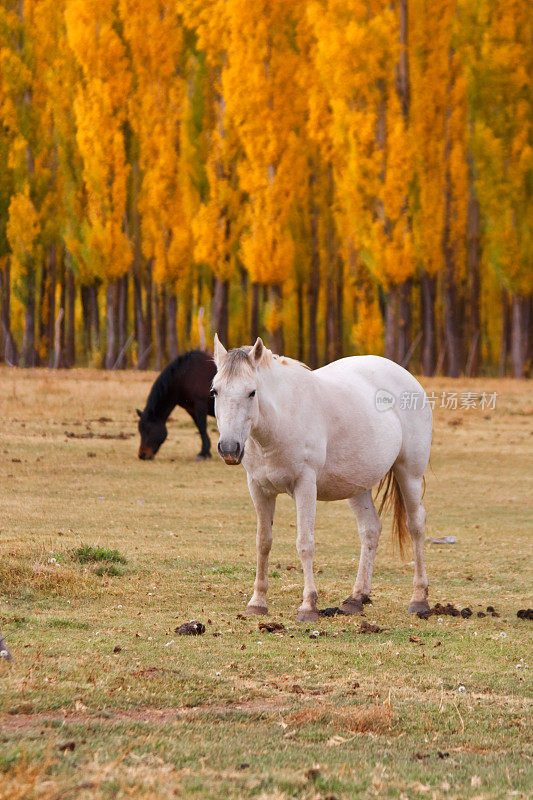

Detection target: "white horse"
[212, 335, 432, 622]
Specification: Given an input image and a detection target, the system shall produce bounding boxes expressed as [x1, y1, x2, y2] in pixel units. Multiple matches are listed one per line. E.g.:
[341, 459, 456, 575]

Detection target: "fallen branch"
[53, 308, 64, 369]
[401, 331, 422, 368]
[112, 333, 134, 370]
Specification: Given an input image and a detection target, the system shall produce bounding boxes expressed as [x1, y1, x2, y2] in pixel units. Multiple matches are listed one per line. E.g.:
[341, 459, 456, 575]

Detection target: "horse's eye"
[211, 389, 218, 397]
[248, 390, 256, 398]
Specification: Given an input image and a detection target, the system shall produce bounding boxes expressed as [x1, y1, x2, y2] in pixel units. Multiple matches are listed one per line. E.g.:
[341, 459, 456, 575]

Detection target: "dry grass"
[284, 701, 393, 734]
[0, 366, 532, 799]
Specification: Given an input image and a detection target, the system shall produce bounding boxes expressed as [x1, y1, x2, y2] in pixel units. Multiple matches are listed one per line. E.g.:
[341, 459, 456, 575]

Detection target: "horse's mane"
[272, 354, 311, 371]
[218, 347, 310, 381]
[145, 350, 209, 415]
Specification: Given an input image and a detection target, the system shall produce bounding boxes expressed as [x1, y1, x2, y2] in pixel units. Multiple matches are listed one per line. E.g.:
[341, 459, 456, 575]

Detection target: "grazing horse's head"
[212, 334, 267, 465]
[136, 410, 167, 459]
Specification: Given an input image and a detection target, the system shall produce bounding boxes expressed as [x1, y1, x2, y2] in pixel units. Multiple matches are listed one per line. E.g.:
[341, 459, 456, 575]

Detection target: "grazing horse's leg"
[193, 403, 212, 461]
[294, 473, 319, 622]
[246, 478, 276, 615]
[393, 463, 430, 615]
[342, 491, 381, 615]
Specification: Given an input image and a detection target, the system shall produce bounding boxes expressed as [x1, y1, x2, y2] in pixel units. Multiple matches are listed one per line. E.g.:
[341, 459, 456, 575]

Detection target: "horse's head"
[136, 409, 167, 460]
[212, 335, 268, 465]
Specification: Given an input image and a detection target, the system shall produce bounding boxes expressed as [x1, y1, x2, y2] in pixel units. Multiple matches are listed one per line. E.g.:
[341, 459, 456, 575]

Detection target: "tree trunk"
[81, 284, 92, 356]
[167, 290, 179, 360]
[133, 273, 150, 368]
[0, 260, 18, 365]
[145, 261, 153, 351]
[397, 0, 410, 118]
[443, 259, 460, 377]
[308, 170, 320, 369]
[511, 294, 530, 378]
[443, 165, 460, 376]
[527, 296, 533, 376]
[115, 273, 128, 369]
[58, 252, 66, 364]
[130, 160, 151, 368]
[90, 285, 100, 352]
[335, 254, 344, 359]
[394, 0, 412, 368]
[324, 277, 335, 365]
[398, 279, 412, 364]
[105, 281, 118, 369]
[465, 175, 481, 376]
[184, 281, 193, 349]
[37, 258, 47, 365]
[64, 267, 75, 367]
[154, 283, 167, 371]
[38, 249, 57, 365]
[250, 282, 260, 341]
[297, 279, 304, 362]
[21, 267, 37, 367]
[46, 246, 56, 365]
[499, 288, 509, 376]
[269, 284, 284, 354]
[442, 47, 461, 378]
[211, 277, 229, 346]
[420, 271, 436, 376]
[384, 285, 399, 362]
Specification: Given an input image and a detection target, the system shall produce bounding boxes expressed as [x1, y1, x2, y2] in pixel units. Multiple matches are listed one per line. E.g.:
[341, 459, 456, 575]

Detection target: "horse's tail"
[375, 470, 410, 559]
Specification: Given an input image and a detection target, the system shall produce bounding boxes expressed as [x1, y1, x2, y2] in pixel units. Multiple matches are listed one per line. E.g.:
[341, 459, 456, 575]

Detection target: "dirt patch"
[65, 431, 134, 440]
[132, 667, 184, 679]
[0, 698, 293, 735]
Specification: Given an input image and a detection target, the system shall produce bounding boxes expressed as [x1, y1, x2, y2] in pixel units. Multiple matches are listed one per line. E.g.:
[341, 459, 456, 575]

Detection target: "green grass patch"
[72, 545, 127, 565]
[47, 618, 90, 630]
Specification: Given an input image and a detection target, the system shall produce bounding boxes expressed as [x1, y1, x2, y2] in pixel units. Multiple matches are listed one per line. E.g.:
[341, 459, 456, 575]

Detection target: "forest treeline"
[0, 0, 531, 376]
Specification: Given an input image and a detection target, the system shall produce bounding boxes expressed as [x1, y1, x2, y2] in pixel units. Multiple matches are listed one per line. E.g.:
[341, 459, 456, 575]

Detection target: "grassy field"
[0, 367, 531, 800]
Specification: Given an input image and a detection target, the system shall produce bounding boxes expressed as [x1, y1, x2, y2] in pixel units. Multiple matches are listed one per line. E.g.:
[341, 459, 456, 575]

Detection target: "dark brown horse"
[137, 351, 216, 461]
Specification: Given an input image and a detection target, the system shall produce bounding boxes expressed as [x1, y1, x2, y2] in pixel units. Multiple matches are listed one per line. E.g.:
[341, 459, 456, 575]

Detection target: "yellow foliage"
[7, 190, 40, 271]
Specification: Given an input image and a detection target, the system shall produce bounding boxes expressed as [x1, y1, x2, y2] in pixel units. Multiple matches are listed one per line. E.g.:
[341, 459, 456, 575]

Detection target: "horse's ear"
[213, 333, 227, 366]
[136, 409, 142, 418]
[250, 337, 265, 366]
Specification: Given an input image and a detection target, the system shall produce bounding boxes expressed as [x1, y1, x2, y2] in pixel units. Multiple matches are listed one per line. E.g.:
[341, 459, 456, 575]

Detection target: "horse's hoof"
[246, 605, 268, 616]
[407, 600, 431, 615]
[341, 596, 364, 615]
[194, 453, 211, 462]
[296, 608, 319, 622]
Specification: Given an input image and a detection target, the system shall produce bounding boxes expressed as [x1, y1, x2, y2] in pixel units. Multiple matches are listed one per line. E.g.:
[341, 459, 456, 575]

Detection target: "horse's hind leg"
[392, 463, 430, 614]
[342, 490, 382, 615]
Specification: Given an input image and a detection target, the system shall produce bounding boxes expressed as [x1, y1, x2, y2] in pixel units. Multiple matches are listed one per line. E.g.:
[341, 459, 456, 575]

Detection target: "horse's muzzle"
[217, 440, 244, 465]
[138, 447, 154, 460]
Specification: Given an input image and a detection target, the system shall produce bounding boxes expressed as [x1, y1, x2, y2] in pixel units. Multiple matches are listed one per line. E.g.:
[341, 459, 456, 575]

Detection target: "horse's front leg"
[294, 472, 319, 622]
[246, 478, 276, 616]
[192, 402, 212, 460]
